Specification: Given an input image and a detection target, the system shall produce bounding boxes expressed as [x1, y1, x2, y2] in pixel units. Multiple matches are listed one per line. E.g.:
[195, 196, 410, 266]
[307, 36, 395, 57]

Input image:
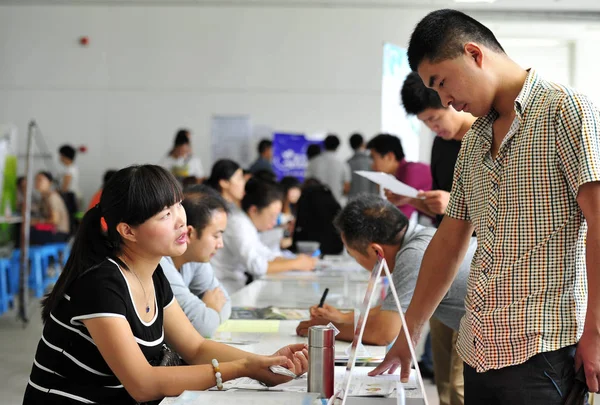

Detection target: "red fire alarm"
[79, 36, 89, 46]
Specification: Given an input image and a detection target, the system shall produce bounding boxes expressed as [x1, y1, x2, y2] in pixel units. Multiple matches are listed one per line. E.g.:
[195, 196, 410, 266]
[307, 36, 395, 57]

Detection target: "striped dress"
[23, 258, 175, 404]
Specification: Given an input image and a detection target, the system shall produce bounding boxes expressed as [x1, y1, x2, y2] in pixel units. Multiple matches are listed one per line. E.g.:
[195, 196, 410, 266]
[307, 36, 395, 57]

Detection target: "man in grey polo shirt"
[297, 194, 474, 394]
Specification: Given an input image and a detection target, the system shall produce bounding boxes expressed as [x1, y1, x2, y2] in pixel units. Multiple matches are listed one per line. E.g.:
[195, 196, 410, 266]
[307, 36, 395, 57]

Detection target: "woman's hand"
[273, 343, 309, 376]
[244, 344, 309, 386]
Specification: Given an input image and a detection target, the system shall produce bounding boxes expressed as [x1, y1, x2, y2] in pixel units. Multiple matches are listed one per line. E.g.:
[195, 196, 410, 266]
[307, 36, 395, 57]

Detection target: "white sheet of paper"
[161, 390, 321, 404]
[355, 171, 420, 198]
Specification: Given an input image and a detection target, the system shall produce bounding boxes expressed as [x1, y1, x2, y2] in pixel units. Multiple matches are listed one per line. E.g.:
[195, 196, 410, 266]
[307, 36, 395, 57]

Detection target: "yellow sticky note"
[216, 320, 281, 333]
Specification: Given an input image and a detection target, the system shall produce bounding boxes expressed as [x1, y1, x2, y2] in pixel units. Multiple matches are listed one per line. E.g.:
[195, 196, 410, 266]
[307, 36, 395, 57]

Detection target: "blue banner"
[272, 133, 323, 181]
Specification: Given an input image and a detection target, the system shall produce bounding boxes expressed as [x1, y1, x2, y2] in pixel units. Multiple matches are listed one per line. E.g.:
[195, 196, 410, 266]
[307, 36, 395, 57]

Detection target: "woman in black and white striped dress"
[23, 165, 308, 405]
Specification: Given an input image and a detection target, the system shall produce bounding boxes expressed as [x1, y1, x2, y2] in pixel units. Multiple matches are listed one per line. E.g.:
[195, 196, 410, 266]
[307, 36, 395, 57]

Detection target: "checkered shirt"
[446, 69, 600, 372]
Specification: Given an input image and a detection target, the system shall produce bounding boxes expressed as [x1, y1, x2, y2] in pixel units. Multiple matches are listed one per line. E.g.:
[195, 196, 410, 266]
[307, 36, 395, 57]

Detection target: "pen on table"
[312, 248, 321, 258]
[318, 288, 329, 308]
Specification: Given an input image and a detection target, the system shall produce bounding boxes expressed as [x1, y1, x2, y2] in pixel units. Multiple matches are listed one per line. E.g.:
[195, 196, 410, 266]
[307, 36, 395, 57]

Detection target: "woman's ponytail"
[41, 205, 111, 323]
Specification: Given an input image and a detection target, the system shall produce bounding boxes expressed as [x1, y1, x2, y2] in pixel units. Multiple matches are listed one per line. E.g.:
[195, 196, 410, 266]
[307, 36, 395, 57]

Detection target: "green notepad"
[216, 320, 281, 333]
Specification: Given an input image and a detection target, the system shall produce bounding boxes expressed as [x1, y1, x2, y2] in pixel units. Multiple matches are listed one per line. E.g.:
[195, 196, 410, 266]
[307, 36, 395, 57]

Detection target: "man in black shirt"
[398, 72, 476, 405]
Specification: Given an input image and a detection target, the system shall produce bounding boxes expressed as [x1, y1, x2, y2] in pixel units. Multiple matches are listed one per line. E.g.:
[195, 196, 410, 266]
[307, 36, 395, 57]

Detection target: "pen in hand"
[318, 288, 329, 308]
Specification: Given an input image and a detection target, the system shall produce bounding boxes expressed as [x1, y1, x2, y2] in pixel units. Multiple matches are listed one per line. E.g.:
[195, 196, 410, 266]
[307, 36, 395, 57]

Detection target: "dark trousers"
[464, 345, 587, 405]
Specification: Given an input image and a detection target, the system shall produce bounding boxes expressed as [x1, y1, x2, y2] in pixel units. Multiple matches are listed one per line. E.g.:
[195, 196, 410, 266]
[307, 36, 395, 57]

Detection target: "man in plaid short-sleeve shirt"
[371, 9, 600, 404]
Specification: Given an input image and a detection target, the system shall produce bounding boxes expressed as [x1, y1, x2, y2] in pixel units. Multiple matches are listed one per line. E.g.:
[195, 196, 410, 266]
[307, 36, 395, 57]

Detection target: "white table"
[161, 366, 425, 404]
[161, 260, 426, 404]
[162, 319, 424, 404]
[212, 320, 387, 364]
[232, 277, 386, 310]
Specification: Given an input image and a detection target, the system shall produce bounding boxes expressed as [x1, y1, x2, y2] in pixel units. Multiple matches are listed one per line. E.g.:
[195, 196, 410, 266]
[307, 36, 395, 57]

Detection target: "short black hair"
[182, 184, 230, 233]
[408, 9, 505, 71]
[253, 169, 277, 183]
[306, 144, 321, 160]
[349, 133, 364, 151]
[59, 145, 76, 161]
[242, 178, 283, 213]
[366, 134, 405, 161]
[37, 171, 53, 182]
[324, 134, 340, 151]
[280, 176, 301, 193]
[205, 159, 241, 192]
[334, 194, 408, 254]
[174, 129, 190, 147]
[401, 72, 445, 115]
[258, 139, 273, 155]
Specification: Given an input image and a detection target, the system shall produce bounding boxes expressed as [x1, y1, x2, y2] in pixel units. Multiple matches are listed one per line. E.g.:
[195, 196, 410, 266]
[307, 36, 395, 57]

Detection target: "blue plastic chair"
[36, 243, 70, 292]
[0, 258, 12, 314]
[8, 249, 21, 295]
[10, 242, 70, 298]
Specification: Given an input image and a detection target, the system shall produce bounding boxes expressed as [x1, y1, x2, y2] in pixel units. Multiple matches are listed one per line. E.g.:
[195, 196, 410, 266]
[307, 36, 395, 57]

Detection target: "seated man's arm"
[334, 307, 401, 346]
[297, 306, 400, 347]
[164, 267, 223, 338]
[188, 263, 232, 324]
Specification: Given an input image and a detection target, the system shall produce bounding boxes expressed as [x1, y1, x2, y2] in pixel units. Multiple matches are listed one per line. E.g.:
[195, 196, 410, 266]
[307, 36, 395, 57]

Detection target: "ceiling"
[3, 0, 600, 22]
[2, 0, 600, 11]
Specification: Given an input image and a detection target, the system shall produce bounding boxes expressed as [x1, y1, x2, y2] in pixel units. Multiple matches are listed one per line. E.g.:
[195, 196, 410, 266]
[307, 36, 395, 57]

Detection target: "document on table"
[231, 307, 310, 320]
[335, 342, 385, 364]
[216, 320, 280, 333]
[160, 390, 321, 404]
[355, 171, 420, 198]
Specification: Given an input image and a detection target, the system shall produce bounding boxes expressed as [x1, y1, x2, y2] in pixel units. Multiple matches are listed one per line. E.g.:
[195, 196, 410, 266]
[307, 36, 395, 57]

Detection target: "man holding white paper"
[388, 72, 477, 226]
[366, 134, 432, 220]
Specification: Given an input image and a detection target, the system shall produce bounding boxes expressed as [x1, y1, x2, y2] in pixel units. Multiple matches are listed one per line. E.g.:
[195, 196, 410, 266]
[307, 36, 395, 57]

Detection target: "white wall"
[488, 20, 600, 104]
[2, 5, 600, 203]
[574, 39, 600, 106]
[0, 4, 436, 202]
